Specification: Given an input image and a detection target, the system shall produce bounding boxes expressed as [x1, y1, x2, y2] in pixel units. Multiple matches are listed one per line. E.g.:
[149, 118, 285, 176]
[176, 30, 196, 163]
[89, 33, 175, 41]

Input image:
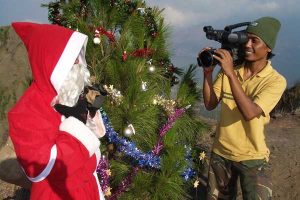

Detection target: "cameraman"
[201, 17, 286, 199]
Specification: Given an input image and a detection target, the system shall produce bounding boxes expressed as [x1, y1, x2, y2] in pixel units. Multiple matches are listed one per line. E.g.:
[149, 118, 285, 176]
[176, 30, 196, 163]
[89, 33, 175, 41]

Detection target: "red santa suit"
[8, 22, 105, 200]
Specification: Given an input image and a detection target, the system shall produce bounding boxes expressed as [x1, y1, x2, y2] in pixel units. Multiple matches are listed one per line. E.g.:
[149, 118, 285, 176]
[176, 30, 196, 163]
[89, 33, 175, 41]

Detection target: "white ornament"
[123, 124, 135, 137]
[147, 59, 153, 65]
[148, 65, 155, 72]
[93, 37, 101, 44]
[141, 81, 148, 91]
[137, 8, 145, 15]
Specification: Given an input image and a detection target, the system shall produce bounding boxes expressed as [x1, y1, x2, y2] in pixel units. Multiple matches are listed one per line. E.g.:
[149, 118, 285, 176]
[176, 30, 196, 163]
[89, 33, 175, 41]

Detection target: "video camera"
[197, 22, 251, 67]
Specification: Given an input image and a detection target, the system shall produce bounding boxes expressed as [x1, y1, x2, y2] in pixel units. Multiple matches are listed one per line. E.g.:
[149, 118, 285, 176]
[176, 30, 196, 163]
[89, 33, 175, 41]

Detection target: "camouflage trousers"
[206, 152, 272, 200]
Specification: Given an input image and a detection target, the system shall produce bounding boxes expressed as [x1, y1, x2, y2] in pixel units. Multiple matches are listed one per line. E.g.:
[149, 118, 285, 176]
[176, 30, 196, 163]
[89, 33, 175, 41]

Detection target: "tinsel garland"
[108, 167, 140, 200]
[100, 108, 161, 169]
[98, 107, 187, 199]
[181, 145, 196, 181]
[152, 108, 186, 155]
[97, 156, 111, 196]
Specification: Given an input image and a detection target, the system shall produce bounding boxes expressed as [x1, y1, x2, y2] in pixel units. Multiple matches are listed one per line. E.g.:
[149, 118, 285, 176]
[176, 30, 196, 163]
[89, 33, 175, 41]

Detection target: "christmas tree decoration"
[144, 7, 158, 38]
[79, 0, 87, 18]
[100, 109, 161, 169]
[148, 65, 155, 73]
[97, 156, 111, 197]
[131, 48, 152, 58]
[137, 7, 145, 15]
[199, 151, 206, 161]
[95, 27, 116, 42]
[93, 37, 101, 44]
[193, 179, 200, 188]
[99, 107, 191, 198]
[171, 75, 180, 86]
[45, 2, 61, 25]
[167, 63, 176, 73]
[152, 108, 186, 155]
[123, 124, 135, 137]
[107, 143, 115, 153]
[108, 167, 140, 200]
[122, 50, 128, 62]
[146, 59, 155, 73]
[153, 95, 176, 116]
[181, 145, 196, 181]
[141, 81, 147, 91]
[103, 85, 123, 105]
[45, 1, 205, 199]
[93, 29, 101, 44]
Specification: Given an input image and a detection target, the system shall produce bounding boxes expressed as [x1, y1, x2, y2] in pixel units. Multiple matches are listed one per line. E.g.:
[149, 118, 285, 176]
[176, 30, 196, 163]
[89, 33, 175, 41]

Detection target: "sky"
[0, 0, 299, 87]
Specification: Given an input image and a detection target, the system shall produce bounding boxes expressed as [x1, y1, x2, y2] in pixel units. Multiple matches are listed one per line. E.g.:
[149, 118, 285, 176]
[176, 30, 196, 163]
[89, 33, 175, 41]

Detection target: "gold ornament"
[104, 187, 112, 196]
[153, 95, 176, 116]
[103, 84, 123, 105]
[105, 169, 112, 176]
[199, 151, 206, 161]
[193, 179, 199, 188]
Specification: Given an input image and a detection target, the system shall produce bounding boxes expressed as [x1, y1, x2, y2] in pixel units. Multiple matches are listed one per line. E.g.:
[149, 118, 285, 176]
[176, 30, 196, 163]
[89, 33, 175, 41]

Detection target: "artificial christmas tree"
[44, 0, 206, 199]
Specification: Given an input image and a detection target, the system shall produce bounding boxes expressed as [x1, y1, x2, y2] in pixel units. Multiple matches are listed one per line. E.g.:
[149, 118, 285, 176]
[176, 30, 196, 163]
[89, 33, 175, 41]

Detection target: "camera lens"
[198, 49, 217, 67]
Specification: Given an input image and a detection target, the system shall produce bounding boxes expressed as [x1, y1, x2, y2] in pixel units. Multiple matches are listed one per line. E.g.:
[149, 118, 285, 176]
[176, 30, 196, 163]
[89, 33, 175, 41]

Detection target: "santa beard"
[57, 63, 90, 107]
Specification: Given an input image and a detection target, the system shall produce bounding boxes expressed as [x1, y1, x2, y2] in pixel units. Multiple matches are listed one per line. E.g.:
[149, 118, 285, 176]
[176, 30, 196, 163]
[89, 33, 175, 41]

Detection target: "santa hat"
[12, 22, 88, 101]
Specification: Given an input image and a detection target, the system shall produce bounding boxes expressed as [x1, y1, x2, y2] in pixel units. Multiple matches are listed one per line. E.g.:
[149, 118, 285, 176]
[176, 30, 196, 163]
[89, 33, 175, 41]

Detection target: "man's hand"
[213, 49, 234, 77]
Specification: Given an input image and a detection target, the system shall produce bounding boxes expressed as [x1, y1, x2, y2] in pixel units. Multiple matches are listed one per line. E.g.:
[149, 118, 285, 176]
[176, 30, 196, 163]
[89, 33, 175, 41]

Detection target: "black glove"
[85, 85, 106, 118]
[54, 94, 88, 124]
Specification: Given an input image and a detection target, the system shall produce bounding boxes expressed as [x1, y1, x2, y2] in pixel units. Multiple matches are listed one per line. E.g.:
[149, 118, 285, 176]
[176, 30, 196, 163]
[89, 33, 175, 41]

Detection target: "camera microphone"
[225, 32, 248, 44]
[227, 32, 248, 44]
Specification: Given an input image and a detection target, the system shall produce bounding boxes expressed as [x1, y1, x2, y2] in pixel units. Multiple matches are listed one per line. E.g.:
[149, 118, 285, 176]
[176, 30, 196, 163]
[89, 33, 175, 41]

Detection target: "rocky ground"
[266, 114, 300, 200]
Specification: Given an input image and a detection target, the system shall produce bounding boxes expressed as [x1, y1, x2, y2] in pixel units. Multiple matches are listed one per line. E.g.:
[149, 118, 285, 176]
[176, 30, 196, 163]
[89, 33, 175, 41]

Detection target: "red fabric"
[8, 22, 100, 200]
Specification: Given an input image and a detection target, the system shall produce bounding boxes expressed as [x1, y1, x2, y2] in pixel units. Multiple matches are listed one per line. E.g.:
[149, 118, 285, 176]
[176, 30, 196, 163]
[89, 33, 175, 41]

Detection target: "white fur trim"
[26, 145, 57, 182]
[59, 117, 100, 157]
[94, 171, 105, 200]
[98, 111, 106, 134]
[51, 31, 88, 92]
[95, 148, 101, 165]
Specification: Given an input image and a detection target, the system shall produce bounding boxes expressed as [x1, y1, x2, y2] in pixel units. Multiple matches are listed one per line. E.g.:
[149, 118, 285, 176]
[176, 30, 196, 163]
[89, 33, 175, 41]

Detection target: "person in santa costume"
[8, 22, 106, 200]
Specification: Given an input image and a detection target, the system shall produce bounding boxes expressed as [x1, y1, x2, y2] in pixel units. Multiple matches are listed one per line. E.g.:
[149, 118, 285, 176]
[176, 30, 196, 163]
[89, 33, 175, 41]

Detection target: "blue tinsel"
[100, 108, 196, 181]
[181, 145, 196, 181]
[100, 108, 161, 169]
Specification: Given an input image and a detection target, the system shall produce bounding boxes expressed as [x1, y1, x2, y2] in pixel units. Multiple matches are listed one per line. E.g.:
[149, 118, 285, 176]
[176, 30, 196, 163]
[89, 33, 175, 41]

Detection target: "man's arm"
[226, 72, 263, 120]
[203, 67, 219, 110]
[212, 49, 262, 121]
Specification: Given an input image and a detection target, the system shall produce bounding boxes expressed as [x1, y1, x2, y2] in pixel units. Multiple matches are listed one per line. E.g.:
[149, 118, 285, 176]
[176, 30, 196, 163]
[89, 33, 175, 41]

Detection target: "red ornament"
[95, 27, 116, 42]
[151, 31, 157, 38]
[122, 51, 128, 62]
[131, 48, 152, 58]
[167, 64, 175, 73]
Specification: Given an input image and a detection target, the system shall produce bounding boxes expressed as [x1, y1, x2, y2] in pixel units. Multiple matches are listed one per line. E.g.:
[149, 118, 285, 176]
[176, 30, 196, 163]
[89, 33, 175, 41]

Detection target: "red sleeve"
[8, 111, 100, 182]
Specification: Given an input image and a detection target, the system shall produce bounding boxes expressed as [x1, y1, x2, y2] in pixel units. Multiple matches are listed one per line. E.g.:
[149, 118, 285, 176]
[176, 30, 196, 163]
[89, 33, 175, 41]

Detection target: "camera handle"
[224, 22, 251, 32]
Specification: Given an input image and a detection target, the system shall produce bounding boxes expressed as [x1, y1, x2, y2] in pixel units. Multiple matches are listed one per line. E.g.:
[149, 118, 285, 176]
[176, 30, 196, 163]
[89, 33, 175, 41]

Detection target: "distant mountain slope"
[0, 26, 31, 147]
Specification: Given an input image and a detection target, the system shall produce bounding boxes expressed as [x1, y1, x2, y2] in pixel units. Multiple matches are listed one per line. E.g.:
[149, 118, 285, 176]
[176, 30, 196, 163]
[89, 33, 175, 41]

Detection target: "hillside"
[0, 26, 31, 146]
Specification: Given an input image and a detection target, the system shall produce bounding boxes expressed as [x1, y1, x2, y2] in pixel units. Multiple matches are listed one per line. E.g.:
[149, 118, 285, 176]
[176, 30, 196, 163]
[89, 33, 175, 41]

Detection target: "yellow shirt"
[212, 61, 286, 161]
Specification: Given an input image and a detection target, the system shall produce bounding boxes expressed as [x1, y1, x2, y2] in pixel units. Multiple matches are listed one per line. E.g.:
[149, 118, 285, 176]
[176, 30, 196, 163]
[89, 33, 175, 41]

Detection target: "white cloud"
[148, 0, 298, 29]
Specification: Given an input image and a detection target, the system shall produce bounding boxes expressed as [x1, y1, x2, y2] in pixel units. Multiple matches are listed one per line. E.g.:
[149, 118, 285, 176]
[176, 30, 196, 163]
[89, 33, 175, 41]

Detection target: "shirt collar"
[256, 60, 273, 77]
[236, 60, 273, 80]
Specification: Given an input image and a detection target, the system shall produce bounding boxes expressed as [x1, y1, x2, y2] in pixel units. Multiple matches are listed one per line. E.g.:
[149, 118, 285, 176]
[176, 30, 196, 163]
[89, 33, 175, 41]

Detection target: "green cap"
[246, 16, 281, 49]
